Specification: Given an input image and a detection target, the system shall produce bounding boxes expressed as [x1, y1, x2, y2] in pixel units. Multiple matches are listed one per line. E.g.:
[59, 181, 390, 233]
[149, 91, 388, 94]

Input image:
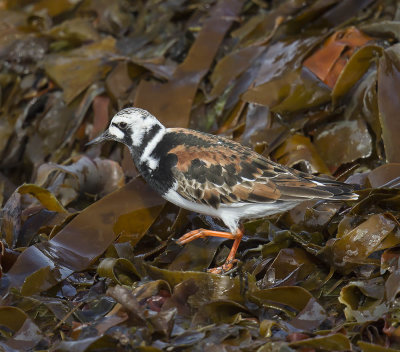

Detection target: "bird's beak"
[86, 130, 113, 146]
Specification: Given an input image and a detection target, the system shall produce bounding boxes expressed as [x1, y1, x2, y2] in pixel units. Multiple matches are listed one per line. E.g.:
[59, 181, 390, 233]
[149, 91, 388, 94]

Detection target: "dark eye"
[118, 122, 127, 129]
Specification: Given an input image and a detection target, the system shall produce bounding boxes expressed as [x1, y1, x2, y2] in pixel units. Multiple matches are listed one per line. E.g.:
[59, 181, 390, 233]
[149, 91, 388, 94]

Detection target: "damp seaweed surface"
[1, 1, 400, 351]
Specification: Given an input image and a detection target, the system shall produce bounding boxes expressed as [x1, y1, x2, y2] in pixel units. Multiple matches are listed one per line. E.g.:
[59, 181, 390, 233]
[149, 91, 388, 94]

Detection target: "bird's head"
[87, 107, 164, 148]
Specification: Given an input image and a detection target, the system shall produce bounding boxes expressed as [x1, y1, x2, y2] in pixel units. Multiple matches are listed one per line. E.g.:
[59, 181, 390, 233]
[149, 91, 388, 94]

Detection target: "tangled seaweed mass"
[1, 0, 400, 351]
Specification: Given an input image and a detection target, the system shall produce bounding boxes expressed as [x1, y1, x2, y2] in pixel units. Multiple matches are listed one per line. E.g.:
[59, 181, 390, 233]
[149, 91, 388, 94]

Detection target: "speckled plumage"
[88, 107, 358, 273]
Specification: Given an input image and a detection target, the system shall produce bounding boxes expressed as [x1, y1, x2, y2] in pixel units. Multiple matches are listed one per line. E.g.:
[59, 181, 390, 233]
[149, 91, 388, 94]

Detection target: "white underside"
[163, 188, 299, 233]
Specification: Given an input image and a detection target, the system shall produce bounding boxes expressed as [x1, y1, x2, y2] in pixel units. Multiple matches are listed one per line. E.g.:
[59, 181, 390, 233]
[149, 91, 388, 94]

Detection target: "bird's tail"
[310, 176, 359, 201]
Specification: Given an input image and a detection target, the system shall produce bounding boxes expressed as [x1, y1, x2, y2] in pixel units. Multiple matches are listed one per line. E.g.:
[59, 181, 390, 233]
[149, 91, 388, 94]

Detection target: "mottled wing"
[167, 129, 356, 209]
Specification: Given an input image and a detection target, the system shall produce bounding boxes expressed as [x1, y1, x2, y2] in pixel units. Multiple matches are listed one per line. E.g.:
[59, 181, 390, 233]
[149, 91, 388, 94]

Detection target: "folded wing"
[167, 129, 357, 209]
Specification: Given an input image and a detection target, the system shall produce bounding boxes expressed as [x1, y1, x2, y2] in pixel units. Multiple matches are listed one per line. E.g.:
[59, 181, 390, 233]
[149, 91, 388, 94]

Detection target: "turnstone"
[88, 107, 358, 274]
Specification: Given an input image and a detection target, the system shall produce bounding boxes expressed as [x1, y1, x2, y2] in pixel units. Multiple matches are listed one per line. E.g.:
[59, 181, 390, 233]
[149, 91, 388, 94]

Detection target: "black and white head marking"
[103, 108, 166, 172]
[107, 108, 164, 148]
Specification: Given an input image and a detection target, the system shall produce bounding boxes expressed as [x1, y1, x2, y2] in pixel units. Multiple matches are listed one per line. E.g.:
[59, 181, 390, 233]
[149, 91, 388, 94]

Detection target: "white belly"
[162, 189, 299, 233]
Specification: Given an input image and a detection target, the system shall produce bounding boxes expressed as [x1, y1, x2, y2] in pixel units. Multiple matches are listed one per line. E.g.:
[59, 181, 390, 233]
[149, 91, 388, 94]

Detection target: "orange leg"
[176, 228, 244, 274]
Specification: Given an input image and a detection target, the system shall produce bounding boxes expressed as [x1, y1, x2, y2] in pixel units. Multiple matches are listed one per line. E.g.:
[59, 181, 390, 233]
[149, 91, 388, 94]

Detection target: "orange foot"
[207, 259, 238, 274]
[176, 228, 243, 274]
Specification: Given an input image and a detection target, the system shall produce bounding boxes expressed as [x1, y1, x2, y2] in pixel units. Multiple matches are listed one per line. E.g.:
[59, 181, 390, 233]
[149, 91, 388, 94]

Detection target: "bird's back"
[148, 128, 358, 210]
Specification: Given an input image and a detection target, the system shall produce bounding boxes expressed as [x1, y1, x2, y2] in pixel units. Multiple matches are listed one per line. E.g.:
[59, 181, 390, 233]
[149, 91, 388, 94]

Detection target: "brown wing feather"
[167, 129, 355, 208]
